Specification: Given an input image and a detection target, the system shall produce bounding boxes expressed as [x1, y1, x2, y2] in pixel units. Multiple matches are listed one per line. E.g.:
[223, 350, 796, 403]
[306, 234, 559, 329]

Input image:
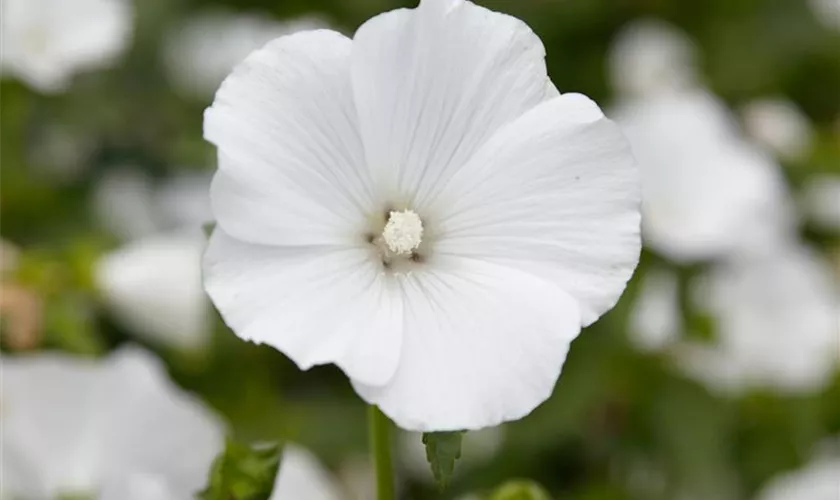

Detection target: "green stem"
[368, 405, 396, 500]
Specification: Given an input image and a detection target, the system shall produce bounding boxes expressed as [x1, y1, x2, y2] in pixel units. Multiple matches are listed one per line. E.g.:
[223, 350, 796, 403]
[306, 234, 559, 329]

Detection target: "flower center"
[381, 210, 424, 255]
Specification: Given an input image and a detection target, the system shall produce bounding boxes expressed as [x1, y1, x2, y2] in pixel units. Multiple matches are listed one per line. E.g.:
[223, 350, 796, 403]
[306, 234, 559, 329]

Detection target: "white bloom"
[271, 446, 345, 500]
[95, 232, 210, 350]
[0, 347, 225, 499]
[93, 168, 160, 241]
[628, 268, 682, 351]
[741, 98, 813, 161]
[678, 243, 840, 393]
[92, 169, 214, 350]
[0, 0, 132, 92]
[614, 90, 793, 262]
[153, 172, 215, 230]
[757, 454, 840, 500]
[203, 0, 640, 431]
[801, 174, 840, 231]
[608, 19, 698, 98]
[164, 9, 326, 97]
[99, 473, 180, 500]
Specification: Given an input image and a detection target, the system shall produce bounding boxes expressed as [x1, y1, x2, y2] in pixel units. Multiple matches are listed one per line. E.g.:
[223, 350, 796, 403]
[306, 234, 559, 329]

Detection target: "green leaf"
[422, 431, 464, 490]
[196, 439, 283, 500]
[202, 222, 217, 240]
[489, 480, 553, 500]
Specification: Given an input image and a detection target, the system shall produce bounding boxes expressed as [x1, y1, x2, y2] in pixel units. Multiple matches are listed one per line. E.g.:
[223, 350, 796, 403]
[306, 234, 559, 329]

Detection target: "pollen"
[382, 210, 424, 255]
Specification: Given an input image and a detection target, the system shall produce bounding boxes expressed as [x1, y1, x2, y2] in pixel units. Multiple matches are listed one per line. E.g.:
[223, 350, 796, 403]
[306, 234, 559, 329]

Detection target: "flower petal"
[353, 257, 581, 431]
[351, 0, 557, 207]
[431, 94, 641, 326]
[99, 348, 225, 496]
[204, 230, 404, 387]
[0, 348, 223, 499]
[0, 355, 102, 497]
[270, 445, 344, 500]
[205, 30, 372, 246]
[95, 232, 209, 350]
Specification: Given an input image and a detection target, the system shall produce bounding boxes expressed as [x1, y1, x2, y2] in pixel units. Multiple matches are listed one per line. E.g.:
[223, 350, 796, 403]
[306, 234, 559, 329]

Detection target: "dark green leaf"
[202, 222, 217, 240]
[196, 439, 283, 500]
[422, 431, 464, 490]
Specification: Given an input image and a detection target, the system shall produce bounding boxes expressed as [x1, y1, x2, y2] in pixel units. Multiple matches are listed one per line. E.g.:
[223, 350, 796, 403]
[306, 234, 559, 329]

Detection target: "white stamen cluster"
[382, 210, 424, 255]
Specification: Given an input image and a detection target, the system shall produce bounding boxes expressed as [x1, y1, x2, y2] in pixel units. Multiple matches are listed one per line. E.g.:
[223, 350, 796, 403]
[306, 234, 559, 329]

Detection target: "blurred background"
[1, 0, 839, 499]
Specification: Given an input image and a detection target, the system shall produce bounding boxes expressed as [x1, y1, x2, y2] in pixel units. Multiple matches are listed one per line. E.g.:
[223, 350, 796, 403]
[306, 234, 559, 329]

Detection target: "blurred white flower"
[741, 98, 813, 161]
[0, 0, 132, 92]
[270, 445, 345, 500]
[757, 454, 840, 500]
[335, 455, 375, 500]
[164, 9, 326, 97]
[810, 0, 840, 31]
[203, 0, 640, 431]
[95, 232, 210, 350]
[154, 172, 215, 230]
[399, 428, 504, 482]
[678, 244, 840, 393]
[93, 168, 160, 241]
[99, 473, 180, 500]
[93, 169, 214, 241]
[629, 268, 682, 352]
[801, 174, 840, 231]
[614, 90, 793, 262]
[609, 19, 698, 98]
[0, 347, 225, 500]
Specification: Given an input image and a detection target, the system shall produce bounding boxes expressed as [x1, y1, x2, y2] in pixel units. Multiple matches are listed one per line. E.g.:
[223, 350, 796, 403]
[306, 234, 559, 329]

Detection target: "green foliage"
[422, 431, 465, 490]
[489, 480, 553, 500]
[197, 440, 283, 500]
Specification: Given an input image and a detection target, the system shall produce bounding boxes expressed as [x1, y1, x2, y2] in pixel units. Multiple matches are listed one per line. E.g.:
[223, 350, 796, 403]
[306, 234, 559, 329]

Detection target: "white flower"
[757, 454, 840, 500]
[98, 473, 180, 500]
[678, 243, 840, 393]
[92, 169, 214, 350]
[153, 172, 215, 230]
[608, 19, 698, 98]
[741, 98, 813, 161]
[95, 232, 210, 350]
[93, 168, 160, 241]
[0, 347, 225, 499]
[164, 9, 326, 97]
[270, 445, 345, 500]
[628, 268, 682, 352]
[93, 169, 214, 241]
[614, 90, 793, 262]
[203, 0, 640, 431]
[0, 0, 132, 93]
[801, 174, 840, 231]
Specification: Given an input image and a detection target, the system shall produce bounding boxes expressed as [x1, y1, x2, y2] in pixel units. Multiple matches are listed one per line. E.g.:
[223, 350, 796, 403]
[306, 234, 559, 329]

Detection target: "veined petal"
[204, 230, 404, 387]
[205, 30, 372, 246]
[353, 257, 581, 431]
[351, 0, 557, 208]
[432, 94, 641, 326]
